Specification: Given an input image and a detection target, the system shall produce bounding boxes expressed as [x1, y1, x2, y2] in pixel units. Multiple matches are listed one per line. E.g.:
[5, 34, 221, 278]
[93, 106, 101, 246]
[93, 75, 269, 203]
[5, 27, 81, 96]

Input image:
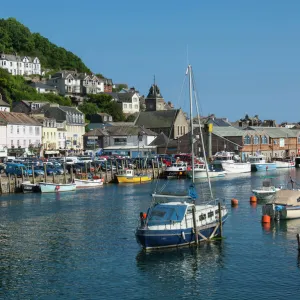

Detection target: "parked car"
[5, 163, 28, 177]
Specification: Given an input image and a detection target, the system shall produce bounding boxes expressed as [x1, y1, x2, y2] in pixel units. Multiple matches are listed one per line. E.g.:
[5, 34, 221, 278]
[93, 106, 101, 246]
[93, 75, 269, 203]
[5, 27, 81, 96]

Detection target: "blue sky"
[2, 0, 300, 123]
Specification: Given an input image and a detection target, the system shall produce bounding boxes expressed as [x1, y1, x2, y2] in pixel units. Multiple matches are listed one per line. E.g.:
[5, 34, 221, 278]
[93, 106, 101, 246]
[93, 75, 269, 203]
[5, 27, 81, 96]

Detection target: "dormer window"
[253, 135, 259, 145]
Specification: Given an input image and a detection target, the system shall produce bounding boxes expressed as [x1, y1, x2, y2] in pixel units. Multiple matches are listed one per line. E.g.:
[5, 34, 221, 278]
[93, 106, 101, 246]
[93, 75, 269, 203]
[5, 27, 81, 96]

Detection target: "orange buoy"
[261, 215, 271, 223]
[250, 195, 257, 203]
[231, 198, 239, 206]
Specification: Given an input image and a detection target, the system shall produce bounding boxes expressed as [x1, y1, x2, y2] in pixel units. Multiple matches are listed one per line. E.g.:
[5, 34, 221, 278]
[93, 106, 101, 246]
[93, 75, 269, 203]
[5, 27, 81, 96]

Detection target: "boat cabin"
[213, 151, 240, 164]
[117, 169, 134, 177]
[248, 155, 266, 164]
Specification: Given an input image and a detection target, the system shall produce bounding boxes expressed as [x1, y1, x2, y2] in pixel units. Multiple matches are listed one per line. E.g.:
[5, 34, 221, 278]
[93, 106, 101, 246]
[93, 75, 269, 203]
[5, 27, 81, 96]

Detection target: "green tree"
[78, 102, 100, 120]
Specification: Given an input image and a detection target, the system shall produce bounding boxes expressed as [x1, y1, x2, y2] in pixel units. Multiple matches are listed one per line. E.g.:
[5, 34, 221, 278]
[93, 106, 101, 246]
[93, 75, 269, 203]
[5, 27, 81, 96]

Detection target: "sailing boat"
[135, 65, 228, 250]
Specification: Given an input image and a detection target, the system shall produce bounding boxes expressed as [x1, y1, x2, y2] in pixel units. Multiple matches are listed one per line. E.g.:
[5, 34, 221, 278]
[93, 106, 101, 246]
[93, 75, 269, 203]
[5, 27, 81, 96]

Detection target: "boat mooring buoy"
[261, 215, 271, 223]
[250, 195, 257, 203]
[231, 198, 239, 206]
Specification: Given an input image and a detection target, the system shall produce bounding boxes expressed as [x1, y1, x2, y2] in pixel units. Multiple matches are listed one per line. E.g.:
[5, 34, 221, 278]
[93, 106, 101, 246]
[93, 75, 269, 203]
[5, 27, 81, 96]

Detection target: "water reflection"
[136, 241, 225, 280]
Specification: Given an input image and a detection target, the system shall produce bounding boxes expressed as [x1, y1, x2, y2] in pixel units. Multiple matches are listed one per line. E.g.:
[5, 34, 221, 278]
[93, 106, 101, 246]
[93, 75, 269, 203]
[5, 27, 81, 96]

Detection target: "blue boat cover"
[148, 204, 187, 225]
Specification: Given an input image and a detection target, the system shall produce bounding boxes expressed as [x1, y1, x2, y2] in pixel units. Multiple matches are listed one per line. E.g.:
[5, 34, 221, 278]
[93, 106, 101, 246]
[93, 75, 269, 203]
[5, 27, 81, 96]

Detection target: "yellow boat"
[116, 169, 152, 183]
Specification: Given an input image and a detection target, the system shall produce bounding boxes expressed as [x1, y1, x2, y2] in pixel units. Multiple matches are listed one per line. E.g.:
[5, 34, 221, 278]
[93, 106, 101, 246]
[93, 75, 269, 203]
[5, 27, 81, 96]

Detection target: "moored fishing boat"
[252, 177, 281, 201]
[135, 64, 229, 250]
[248, 154, 276, 171]
[273, 158, 295, 168]
[262, 189, 300, 220]
[39, 182, 76, 193]
[74, 178, 104, 188]
[164, 161, 187, 179]
[221, 161, 251, 174]
[21, 181, 41, 193]
[116, 169, 151, 183]
[187, 163, 226, 179]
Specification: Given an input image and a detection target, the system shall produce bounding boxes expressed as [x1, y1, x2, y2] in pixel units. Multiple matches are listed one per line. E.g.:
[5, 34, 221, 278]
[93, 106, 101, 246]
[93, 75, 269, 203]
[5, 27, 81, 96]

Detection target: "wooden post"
[32, 165, 35, 184]
[218, 202, 223, 238]
[192, 205, 199, 244]
[85, 162, 88, 176]
[152, 159, 155, 179]
[52, 172, 55, 183]
[110, 160, 113, 182]
[64, 163, 67, 184]
[0, 174, 2, 194]
[44, 164, 47, 183]
[21, 167, 24, 182]
[105, 160, 108, 183]
[14, 175, 17, 192]
[121, 159, 124, 170]
[8, 174, 11, 193]
[70, 165, 73, 182]
[297, 233, 300, 251]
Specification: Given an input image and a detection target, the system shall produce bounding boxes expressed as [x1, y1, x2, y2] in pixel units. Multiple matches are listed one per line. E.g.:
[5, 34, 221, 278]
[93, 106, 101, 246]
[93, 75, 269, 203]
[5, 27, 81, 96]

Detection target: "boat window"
[215, 210, 219, 215]
[199, 214, 206, 221]
[148, 204, 187, 225]
[208, 211, 214, 218]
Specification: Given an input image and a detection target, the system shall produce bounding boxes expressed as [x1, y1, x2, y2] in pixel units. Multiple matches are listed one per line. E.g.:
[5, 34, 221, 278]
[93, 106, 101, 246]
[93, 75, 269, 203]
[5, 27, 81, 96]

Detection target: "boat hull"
[221, 162, 251, 173]
[136, 220, 226, 250]
[39, 183, 76, 193]
[21, 183, 41, 193]
[251, 163, 276, 171]
[252, 190, 276, 201]
[74, 179, 103, 188]
[274, 161, 295, 168]
[187, 170, 226, 179]
[116, 175, 152, 183]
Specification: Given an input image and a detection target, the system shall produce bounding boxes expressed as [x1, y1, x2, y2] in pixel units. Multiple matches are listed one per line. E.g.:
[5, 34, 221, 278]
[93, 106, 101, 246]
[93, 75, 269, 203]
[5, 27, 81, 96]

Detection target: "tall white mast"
[188, 65, 195, 183]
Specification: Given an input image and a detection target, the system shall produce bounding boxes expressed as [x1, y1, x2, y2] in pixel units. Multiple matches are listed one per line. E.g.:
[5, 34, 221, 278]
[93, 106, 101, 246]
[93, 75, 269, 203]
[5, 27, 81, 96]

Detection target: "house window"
[134, 105, 138, 109]
[29, 139, 31, 145]
[35, 127, 40, 135]
[244, 135, 251, 145]
[180, 126, 183, 135]
[59, 132, 61, 138]
[10, 126, 13, 134]
[104, 116, 107, 121]
[11, 140, 13, 146]
[23, 126, 26, 134]
[17, 126, 20, 134]
[261, 135, 268, 144]
[129, 104, 132, 109]
[29, 127, 33, 134]
[178, 126, 180, 135]
[274, 140, 278, 145]
[23, 140, 26, 147]
[114, 138, 127, 145]
[17, 140, 20, 146]
[298, 136, 300, 144]
[124, 104, 127, 108]
[253, 136, 259, 145]
[183, 126, 186, 135]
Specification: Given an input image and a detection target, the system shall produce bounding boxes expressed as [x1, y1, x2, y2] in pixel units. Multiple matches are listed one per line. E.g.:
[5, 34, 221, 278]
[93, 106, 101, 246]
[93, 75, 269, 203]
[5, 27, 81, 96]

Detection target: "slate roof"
[84, 128, 108, 137]
[30, 82, 57, 91]
[249, 127, 300, 138]
[149, 132, 169, 146]
[59, 106, 83, 115]
[0, 54, 37, 63]
[104, 92, 135, 103]
[0, 112, 41, 125]
[106, 125, 157, 136]
[212, 126, 245, 137]
[0, 94, 10, 107]
[135, 110, 179, 128]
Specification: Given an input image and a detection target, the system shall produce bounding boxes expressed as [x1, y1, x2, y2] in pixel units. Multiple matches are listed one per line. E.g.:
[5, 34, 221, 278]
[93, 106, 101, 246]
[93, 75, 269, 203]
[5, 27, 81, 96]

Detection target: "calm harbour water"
[1, 169, 300, 299]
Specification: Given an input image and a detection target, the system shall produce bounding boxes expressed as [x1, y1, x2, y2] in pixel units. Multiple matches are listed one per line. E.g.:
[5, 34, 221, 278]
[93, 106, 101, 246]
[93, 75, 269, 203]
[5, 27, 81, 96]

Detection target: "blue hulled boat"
[135, 193, 228, 250]
[135, 64, 229, 250]
[248, 154, 276, 171]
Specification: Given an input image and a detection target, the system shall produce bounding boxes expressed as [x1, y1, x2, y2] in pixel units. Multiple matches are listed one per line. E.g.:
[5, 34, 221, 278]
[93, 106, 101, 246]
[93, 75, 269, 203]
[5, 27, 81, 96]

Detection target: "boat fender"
[181, 231, 186, 240]
[275, 205, 283, 211]
[55, 185, 60, 191]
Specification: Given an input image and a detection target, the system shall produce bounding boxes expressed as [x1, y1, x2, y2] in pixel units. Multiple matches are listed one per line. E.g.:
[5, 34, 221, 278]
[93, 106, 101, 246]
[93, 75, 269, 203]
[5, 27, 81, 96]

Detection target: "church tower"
[145, 77, 165, 111]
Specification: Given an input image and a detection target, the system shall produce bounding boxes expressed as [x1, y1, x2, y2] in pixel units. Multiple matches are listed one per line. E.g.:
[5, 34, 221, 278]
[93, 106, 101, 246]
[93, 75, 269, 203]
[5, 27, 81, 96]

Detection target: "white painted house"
[0, 112, 42, 157]
[0, 53, 41, 75]
[107, 92, 140, 115]
[47, 71, 81, 96]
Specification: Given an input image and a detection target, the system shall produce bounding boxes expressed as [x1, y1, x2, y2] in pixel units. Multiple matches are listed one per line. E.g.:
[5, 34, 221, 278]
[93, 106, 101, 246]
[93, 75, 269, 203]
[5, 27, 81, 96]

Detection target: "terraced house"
[0, 53, 41, 75]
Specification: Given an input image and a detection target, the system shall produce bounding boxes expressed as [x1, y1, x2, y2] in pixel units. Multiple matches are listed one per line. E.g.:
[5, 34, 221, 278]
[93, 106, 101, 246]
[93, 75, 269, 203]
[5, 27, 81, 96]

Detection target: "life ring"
[55, 185, 60, 191]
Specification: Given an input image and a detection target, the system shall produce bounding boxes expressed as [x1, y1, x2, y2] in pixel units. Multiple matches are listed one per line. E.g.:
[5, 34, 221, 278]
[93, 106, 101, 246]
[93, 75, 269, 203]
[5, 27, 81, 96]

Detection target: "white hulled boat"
[74, 178, 104, 188]
[248, 154, 276, 171]
[187, 163, 226, 179]
[39, 182, 76, 193]
[135, 64, 228, 250]
[164, 162, 187, 179]
[273, 158, 295, 168]
[252, 178, 281, 201]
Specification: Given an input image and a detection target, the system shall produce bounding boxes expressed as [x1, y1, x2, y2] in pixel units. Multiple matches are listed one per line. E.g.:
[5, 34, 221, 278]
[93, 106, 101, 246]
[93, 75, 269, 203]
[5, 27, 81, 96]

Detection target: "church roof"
[146, 84, 163, 99]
